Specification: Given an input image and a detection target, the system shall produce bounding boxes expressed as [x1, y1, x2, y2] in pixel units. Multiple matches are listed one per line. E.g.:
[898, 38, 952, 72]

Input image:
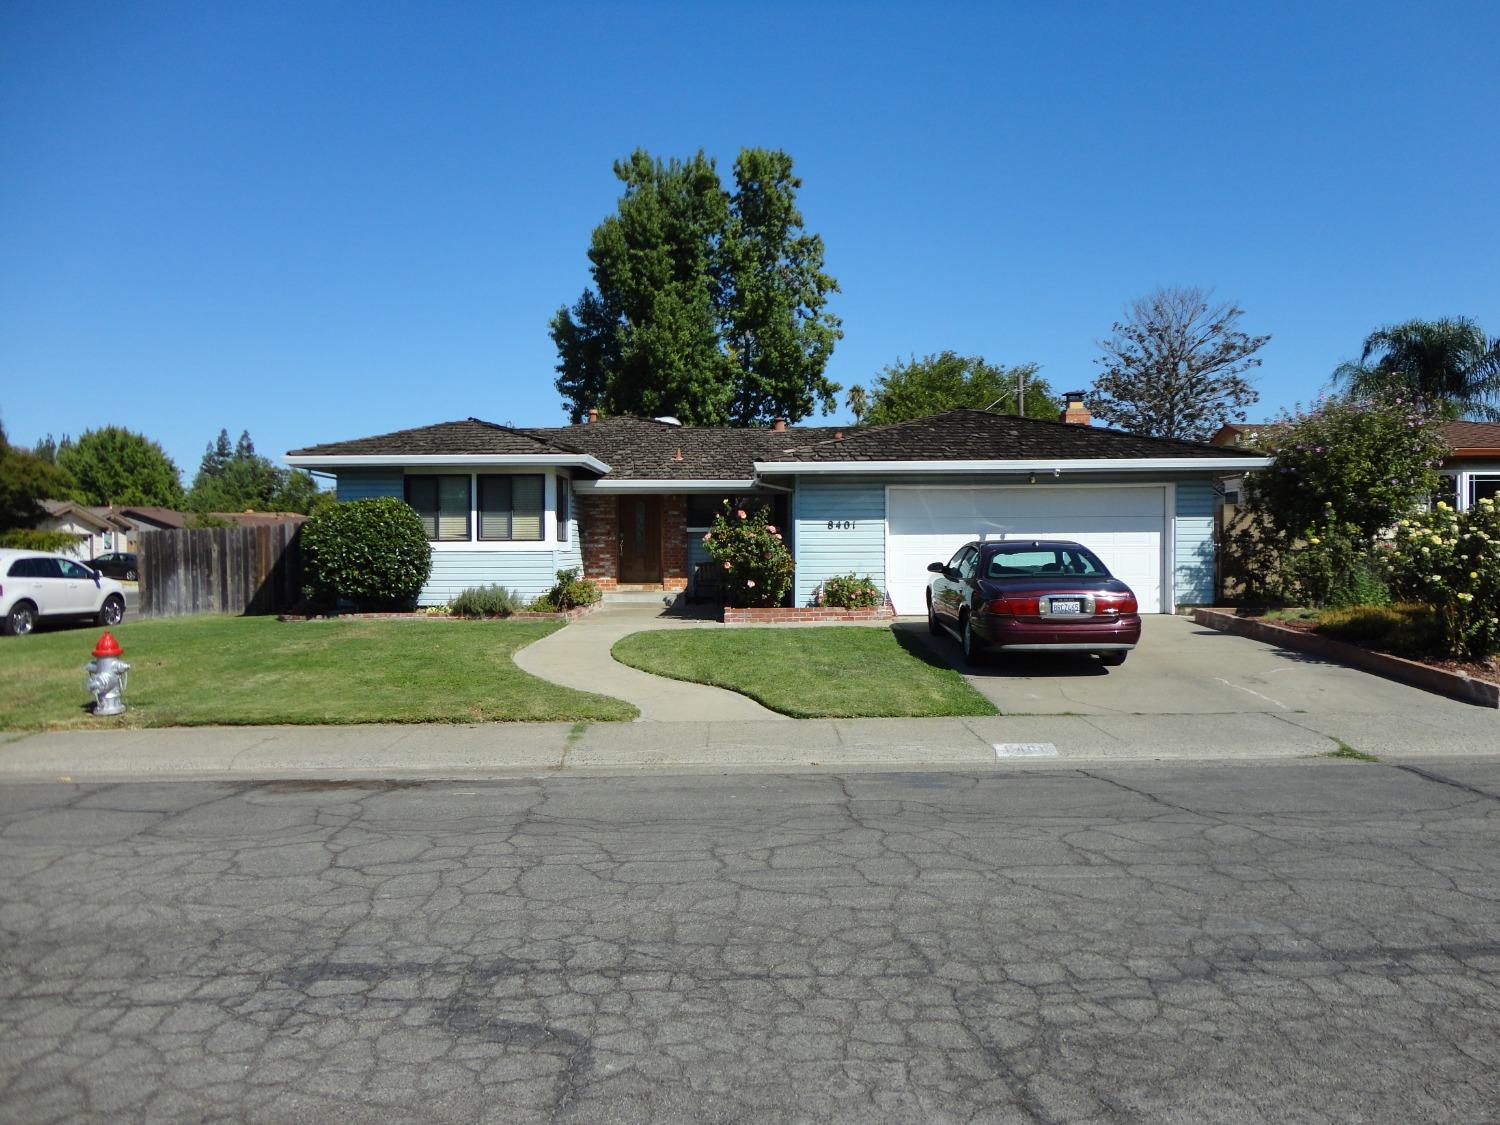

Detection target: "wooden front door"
[618, 496, 662, 584]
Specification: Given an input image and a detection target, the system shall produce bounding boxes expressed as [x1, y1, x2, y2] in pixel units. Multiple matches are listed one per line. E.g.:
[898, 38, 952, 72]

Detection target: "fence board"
[137, 523, 304, 618]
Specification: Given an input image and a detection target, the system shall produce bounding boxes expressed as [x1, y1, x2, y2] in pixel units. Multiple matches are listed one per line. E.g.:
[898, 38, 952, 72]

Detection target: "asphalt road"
[3, 760, 1498, 1123]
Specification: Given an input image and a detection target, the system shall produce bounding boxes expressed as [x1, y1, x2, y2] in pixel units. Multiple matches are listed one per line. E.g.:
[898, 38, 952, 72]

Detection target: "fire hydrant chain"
[85, 632, 131, 717]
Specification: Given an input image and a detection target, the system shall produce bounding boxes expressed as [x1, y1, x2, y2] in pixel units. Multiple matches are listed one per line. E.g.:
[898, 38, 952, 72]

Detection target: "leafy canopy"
[855, 352, 1057, 427]
[188, 428, 328, 515]
[0, 419, 78, 529]
[551, 148, 842, 425]
[56, 426, 184, 507]
[1087, 286, 1267, 440]
[1333, 317, 1500, 421]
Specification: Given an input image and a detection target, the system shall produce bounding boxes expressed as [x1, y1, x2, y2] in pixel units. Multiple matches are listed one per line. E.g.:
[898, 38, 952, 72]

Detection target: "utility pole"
[1017, 368, 1026, 417]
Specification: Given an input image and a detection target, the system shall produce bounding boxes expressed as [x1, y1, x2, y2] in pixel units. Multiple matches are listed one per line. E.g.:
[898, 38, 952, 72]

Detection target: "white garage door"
[885, 486, 1168, 615]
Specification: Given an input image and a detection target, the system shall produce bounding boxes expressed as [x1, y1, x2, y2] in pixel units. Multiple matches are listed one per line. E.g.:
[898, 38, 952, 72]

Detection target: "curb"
[1194, 608, 1500, 709]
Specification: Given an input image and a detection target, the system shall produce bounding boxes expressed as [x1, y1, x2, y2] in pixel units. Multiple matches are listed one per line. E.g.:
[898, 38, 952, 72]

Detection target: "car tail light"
[1095, 593, 1138, 615]
[987, 596, 1039, 616]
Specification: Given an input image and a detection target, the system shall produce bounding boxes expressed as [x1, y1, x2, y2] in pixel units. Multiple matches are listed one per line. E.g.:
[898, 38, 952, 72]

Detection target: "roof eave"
[284, 453, 612, 475]
[575, 478, 760, 493]
[753, 457, 1275, 474]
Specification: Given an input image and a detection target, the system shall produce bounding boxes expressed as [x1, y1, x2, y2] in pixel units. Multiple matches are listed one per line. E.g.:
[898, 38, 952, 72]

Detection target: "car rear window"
[985, 547, 1107, 578]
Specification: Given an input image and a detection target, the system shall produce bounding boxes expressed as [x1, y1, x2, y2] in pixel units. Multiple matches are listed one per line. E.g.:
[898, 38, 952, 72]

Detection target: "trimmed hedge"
[301, 497, 432, 611]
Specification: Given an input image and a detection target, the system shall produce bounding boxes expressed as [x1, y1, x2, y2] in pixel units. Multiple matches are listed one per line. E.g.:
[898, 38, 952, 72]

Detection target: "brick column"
[661, 494, 688, 591]
[578, 494, 618, 590]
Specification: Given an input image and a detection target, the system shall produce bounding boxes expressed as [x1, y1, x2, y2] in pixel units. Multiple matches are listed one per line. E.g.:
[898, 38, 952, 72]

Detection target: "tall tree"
[845, 385, 869, 424]
[550, 148, 841, 425]
[1087, 286, 1268, 441]
[0, 421, 77, 528]
[719, 149, 842, 424]
[56, 426, 184, 507]
[1333, 317, 1500, 421]
[859, 352, 1058, 426]
[198, 428, 233, 479]
[186, 427, 325, 514]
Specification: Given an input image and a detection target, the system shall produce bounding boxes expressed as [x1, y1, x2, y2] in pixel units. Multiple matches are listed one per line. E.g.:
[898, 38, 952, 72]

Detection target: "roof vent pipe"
[587, 408, 599, 424]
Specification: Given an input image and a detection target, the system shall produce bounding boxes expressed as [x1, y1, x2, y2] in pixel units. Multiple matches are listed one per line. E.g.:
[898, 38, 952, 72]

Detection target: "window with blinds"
[479, 475, 544, 541]
[557, 477, 570, 543]
[404, 475, 471, 542]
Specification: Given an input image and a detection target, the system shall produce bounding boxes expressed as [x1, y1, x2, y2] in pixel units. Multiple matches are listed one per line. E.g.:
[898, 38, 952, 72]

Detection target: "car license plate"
[1050, 598, 1083, 614]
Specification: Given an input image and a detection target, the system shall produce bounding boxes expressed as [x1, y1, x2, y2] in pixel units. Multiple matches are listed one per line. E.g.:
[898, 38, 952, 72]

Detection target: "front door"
[618, 496, 662, 584]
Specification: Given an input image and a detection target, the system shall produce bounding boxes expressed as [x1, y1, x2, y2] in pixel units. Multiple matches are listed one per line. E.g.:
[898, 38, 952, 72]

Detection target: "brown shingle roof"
[769, 409, 1244, 462]
[524, 417, 844, 480]
[287, 418, 585, 458]
[1441, 420, 1500, 456]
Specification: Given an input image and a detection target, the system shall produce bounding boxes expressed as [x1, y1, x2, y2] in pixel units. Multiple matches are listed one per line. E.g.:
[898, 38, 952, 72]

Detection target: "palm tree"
[1334, 317, 1500, 420]
[844, 384, 868, 424]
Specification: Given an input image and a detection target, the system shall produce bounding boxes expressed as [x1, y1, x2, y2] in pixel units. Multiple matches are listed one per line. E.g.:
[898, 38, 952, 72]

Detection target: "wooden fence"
[139, 523, 304, 618]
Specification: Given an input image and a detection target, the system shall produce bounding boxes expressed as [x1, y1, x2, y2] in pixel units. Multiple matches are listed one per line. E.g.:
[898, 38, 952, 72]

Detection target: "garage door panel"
[886, 487, 1166, 615]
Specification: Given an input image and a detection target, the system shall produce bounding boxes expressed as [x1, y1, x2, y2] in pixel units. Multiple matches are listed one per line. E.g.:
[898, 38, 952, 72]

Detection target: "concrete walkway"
[513, 603, 786, 722]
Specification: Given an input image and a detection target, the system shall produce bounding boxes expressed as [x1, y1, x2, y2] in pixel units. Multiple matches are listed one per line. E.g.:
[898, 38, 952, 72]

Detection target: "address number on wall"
[826, 520, 856, 530]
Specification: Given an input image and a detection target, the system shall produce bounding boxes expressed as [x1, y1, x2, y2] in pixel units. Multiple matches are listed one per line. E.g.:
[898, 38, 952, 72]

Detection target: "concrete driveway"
[902, 613, 1499, 737]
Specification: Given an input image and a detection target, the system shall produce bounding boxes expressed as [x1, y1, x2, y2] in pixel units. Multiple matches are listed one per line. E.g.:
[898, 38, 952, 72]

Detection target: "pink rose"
[766, 524, 777, 533]
[702, 533, 712, 542]
[746, 579, 756, 588]
[723, 562, 731, 570]
[736, 509, 747, 519]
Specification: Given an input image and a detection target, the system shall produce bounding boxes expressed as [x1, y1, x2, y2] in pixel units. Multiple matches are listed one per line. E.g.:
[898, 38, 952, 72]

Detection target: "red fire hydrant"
[85, 632, 131, 717]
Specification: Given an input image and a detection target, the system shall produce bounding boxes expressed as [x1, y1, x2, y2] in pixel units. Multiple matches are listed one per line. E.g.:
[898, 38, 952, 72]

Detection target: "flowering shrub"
[1383, 498, 1500, 660]
[702, 503, 794, 608]
[531, 568, 601, 612]
[817, 573, 884, 609]
[1244, 394, 1446, 544]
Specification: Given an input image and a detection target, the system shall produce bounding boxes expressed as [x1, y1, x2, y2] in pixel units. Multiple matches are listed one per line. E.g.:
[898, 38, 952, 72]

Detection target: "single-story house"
[1212, 419, 1500, 511]
[287, 397, 1269, 614]
[35, 501, 137, 559]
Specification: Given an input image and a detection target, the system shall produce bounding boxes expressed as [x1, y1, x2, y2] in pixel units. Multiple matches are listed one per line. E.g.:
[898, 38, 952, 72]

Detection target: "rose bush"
[1383, 498, 1500, 660]
[702, 503, 794, 608]
[817, 573, 883, 609]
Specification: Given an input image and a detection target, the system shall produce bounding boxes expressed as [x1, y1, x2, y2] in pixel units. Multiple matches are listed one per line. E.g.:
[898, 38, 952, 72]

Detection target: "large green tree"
[853, 352, 1058, 427]
[1087, 286, 1268, 441]
[0, 420, 77, 529]
[56, 426, 184, 507]
[1333, 317, 1500, 421]
[187, 428, 327, 514]
[550, 148, 842, 425]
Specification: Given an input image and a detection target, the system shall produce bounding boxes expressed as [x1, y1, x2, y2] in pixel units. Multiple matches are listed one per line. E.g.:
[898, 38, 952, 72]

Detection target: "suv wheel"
[3, 601, 37, 636]
[97, 595, 125, 627]
[124, 568, 138, 582]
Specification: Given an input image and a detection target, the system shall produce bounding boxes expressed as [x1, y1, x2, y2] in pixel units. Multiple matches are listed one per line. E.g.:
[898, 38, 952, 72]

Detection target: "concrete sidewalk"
[3, 704, 1497, 782]
[513, 603, 785, 721]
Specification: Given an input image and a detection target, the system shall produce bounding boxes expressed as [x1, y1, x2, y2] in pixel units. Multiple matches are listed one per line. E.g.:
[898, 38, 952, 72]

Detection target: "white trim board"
[286, 453, 610, 474]
[757, 457, 1269, 475]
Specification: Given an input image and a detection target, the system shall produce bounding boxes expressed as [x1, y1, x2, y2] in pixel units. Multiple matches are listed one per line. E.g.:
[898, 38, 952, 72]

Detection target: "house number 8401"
[826, 520, 855, 530]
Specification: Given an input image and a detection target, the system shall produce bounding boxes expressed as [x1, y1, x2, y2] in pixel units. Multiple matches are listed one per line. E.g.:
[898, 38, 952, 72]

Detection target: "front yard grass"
[0, 617, 637, 730]
[611, 627, 996, 718]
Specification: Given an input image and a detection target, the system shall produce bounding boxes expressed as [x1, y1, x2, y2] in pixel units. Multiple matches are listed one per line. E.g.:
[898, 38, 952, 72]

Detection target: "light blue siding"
[793, 477, 887, 606]
[687, 536, 712, 594]
[555, 479, 582, 574]
[1174, 479, 1217, 606]
[335, 471, 403, 501]
[419, 551, 565, 606]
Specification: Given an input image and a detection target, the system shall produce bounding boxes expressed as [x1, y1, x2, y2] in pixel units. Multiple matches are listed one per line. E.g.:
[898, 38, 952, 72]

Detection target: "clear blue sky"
[3, 1, 1496, 478]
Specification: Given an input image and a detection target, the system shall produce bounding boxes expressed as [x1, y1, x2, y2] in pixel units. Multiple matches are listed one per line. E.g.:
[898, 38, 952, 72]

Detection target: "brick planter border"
[1194, 608, 1499, 709]
[722, 604, 896, 626]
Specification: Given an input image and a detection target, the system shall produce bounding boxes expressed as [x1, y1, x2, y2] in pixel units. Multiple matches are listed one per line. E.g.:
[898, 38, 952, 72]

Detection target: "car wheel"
[961, 612, 985, 666]
[927, 594, 942, 636]
[97, 595, 125, 627]
[124, 568, 138, 582]
[1098, 651, 1127, 667]
[3, 601, 37, 636]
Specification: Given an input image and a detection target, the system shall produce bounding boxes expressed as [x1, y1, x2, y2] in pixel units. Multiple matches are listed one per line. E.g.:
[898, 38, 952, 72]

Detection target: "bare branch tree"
[1087, 286, 1268, 440]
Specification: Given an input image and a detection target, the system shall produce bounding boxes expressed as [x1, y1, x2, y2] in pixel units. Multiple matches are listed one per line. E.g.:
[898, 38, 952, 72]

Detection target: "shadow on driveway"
[889, 619, 1110, 680]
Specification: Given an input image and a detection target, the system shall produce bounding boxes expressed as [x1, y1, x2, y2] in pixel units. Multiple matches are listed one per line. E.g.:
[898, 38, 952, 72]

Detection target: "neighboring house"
[286, 398, 1268, 614]
[34, 501, 137, 559]
[118, 507, 307, 531]
[1212, 420, 1500, 511]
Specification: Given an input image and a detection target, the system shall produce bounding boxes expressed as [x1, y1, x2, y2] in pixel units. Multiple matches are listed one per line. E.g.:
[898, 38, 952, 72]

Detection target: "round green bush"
[301, 497, 432, 610]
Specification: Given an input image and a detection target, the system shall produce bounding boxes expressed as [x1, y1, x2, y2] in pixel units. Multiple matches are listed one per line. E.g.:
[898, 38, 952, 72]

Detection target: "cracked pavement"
[2, 759, 1498, 1123]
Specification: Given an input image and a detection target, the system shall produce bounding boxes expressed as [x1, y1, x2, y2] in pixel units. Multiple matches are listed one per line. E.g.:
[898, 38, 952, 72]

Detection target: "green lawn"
[611, 627, 996, 719]
[0, 617, 637, 729]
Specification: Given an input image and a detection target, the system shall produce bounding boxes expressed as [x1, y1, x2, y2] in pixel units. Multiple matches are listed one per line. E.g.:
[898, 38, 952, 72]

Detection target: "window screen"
[405, 475, 471, 542]
[479, 475, 544, 541]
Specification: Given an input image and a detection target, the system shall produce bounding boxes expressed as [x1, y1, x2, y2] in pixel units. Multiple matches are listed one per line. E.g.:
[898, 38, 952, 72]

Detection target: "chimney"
[587, 407, 599, 424]
[772, 416, 787, 432]
[1060, 391, 1091, 426]
[834, 430, 845, 440]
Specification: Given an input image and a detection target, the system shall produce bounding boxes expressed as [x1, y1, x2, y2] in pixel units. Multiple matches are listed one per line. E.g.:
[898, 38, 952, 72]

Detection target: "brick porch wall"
[577, 494, 618, 590]
[661, 495, 688, 591]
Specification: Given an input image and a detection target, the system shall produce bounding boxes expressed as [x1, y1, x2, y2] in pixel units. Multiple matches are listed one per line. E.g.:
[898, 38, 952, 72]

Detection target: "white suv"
[1, 550, 127, 636]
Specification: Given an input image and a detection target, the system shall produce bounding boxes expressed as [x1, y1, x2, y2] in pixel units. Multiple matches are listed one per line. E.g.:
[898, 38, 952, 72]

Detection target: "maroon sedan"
[926, 539, 1141, 667]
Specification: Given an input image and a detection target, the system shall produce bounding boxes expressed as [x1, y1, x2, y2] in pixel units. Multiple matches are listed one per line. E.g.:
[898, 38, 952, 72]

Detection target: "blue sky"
[3, 1, 1496, 478]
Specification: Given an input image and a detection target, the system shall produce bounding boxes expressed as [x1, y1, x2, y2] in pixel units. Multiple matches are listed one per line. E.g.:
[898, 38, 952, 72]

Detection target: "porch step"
[603, 589, 685, 608]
